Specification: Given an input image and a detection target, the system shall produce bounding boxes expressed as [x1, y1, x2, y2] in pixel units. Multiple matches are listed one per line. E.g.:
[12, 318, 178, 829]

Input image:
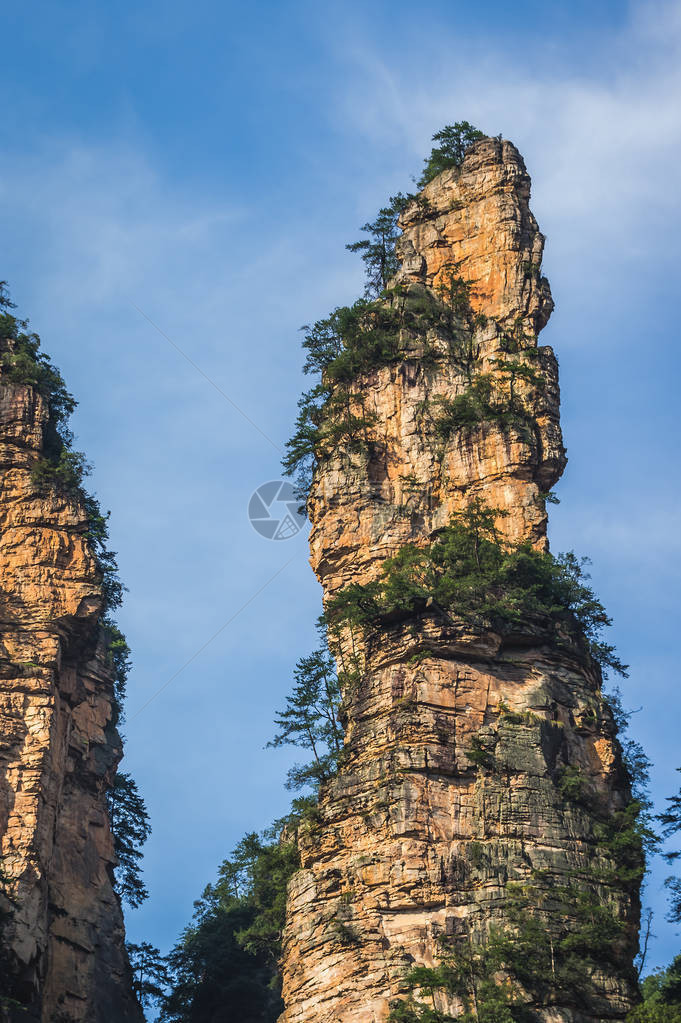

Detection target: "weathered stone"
[0, 352, 141, 1020]
[280, 139, 639, 1022]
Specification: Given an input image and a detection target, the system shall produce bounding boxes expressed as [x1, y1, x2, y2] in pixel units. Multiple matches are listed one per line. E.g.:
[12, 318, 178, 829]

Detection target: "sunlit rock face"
[280, 139, 639, 1023]
[0, 358, 142, 1021]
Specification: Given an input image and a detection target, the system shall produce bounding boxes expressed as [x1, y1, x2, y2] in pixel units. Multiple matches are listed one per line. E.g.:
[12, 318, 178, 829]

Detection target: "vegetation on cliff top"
[323, 497, 628, 678]
[282, 122, 494, 509]
[161, 124, 673, 1021]
[418, 121, 486, 187]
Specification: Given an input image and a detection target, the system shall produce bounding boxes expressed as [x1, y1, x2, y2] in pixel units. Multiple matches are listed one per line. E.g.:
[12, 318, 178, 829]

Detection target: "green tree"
[659, 767, 681, 922]
[0, 282, 76, 443]
[389, 878, 635, 1022]
[161, 899, 279, 1023]
[491, 357, 545, 410]
[629, 955, 681, 1021]
[267, 644, 343, 792]
[127, 941, 171, 1013]
[346, 193, 409, 296]
[323, 499, 628, 679]
[108, 771, 151, 909]
[160, 834, 298, 1023]
[103, 617, 132, 727]
[282, 300, 400, 507]
[418, 123, 486, 188]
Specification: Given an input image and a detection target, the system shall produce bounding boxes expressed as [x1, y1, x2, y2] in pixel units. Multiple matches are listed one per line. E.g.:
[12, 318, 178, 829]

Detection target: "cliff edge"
[0, 331, 141, 1022]
[280, 138, 639, 1022]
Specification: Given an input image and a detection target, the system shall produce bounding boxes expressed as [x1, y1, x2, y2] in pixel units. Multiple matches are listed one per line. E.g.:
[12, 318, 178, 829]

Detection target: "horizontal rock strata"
[0, 356, 141, 1021]
[280, 139, 638, 1022]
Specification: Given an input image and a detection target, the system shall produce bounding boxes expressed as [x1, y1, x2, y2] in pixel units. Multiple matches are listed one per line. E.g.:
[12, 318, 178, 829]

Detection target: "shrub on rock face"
[323, 498, 628, 680]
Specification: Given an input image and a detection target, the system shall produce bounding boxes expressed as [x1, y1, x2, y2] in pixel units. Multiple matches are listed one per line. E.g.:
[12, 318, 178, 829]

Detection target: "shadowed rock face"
[280, 139, 639, 1023]
[0, 363, 141, 1021]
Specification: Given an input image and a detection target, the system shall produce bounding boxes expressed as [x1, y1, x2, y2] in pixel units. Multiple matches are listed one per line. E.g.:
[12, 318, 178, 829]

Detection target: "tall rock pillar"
[0, 339, 142, 1022]
[280, 139, 639, 1022]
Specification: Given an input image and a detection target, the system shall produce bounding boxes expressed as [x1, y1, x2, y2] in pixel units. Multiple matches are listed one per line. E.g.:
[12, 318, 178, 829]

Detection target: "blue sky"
[2, 0, 681, 981]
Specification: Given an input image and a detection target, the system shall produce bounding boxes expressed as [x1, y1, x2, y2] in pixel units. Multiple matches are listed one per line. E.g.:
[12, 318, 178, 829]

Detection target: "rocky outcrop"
[0, 357, 141, 1020]
[280, 139, 639, 1022]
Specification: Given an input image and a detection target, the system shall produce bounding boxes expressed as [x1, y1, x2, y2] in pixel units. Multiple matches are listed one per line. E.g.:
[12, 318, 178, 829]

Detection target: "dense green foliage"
[282, 281, 536, 509]
[427, 365, 540, 441]
[0, 282, 76, 447]
[629, 956, 681, 1021]
[323, 499, 627, 678]
[160, 835, 299, 1023]
[103, 617, 132, 727]
[282, 298, 403, 502]
[160, 641, 344, 1020]
[418, 122, 485, 188]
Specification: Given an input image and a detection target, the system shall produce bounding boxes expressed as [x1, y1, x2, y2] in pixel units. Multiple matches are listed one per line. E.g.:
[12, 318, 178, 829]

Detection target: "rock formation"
[280, 139, 640, 1021]
[0, 343, 141, 1020]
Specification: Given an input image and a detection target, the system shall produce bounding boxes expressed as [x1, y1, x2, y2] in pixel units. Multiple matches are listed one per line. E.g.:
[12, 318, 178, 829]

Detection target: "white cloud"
[331, 0, 681, 262]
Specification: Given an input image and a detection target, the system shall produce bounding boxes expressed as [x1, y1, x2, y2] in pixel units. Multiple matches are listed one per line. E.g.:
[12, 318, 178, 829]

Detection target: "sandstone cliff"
[0, 339, 142, 1021]
[281, 139, 640, 1022]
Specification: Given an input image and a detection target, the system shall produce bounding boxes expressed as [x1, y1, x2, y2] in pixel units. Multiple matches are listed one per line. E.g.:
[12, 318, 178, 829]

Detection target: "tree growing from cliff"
[267, 643, 343, 792]
[418, 122, 486, 187]
[127, 941, 171, 1012]
[323, 499, 628, 679]
[282, 300, 400, 507]
[108, 771, 151, 909]
[346, 193, 409, 296]
[389, 877, 634, 1022]
[0, 283, 76, 437]
[659, 768, 681, 923]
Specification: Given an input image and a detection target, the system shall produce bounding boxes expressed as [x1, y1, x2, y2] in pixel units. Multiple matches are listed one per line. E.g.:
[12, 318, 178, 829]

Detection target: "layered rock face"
[0, 356, 141, 1021]
[281, 139, 639, 1022]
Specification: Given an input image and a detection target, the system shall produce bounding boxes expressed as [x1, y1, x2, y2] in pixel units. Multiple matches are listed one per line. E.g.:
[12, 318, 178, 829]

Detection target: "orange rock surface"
[280, 140, 639, 1023]
[0, 369, 141, 1020]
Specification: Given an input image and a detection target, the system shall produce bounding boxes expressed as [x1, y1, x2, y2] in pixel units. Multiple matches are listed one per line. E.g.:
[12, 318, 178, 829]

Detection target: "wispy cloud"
[329, 0, 681, 265]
